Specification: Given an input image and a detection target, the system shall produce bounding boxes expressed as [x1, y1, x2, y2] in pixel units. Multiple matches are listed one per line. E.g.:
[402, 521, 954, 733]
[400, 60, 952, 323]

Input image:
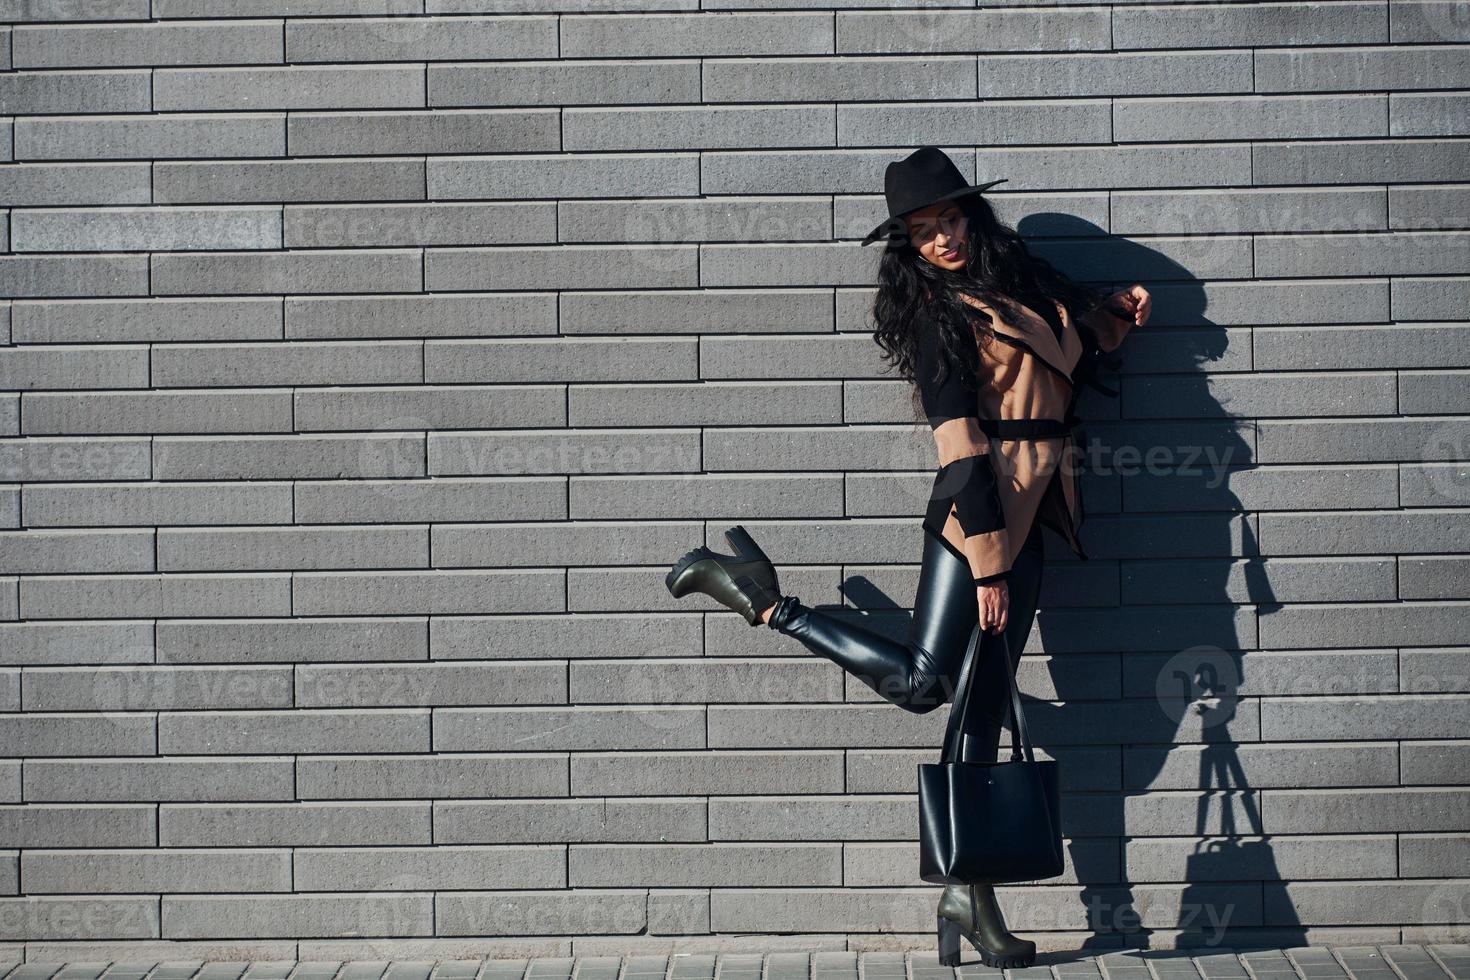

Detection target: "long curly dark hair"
[870, 192, 1117, 422]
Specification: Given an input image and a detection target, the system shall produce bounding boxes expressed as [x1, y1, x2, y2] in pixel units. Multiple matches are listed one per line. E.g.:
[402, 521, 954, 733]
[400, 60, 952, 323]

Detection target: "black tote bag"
[917, 623, 1066, 885]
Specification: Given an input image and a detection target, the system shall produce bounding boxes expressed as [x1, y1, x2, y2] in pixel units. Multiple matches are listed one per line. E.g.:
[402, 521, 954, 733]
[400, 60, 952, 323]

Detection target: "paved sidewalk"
[1, 946, 1466, 980]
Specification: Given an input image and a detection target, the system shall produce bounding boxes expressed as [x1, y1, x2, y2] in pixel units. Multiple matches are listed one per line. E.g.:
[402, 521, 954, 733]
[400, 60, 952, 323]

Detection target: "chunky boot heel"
[937, 914, 962, 967]
[665, 525, 783, 627]
[724, 524, 771, 564]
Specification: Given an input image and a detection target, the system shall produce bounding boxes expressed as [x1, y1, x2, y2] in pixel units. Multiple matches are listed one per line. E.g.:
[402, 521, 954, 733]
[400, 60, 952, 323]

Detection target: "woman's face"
[904, 200, 969, 270]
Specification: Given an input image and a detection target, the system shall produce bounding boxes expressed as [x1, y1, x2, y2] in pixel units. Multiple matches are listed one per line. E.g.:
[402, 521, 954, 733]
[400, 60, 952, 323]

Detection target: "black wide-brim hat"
[861, 145, 1008, 247]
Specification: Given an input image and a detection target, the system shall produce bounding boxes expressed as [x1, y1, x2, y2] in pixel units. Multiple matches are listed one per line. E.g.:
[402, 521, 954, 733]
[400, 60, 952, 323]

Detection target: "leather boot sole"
[937, 914, 1037, 968]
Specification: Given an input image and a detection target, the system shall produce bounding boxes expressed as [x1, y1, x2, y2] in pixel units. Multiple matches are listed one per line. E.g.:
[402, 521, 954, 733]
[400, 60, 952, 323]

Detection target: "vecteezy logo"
[360, 0, 434, 47]
[1416, 1, 1470, 43]
[1422, 420, 1470, 504]
[352, 415, 430, 495]
[1154, 644, 1241, 730]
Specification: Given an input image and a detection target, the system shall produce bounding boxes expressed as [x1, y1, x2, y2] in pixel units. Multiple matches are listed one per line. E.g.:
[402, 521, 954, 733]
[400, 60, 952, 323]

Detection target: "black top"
[964, 294, 1061, 345]
[915, 319, 980, 427]
[914, 319, 1009, 585]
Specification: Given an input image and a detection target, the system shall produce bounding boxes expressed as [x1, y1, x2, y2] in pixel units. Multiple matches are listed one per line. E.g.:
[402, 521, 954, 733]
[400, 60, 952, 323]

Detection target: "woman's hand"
[977, 581, 1009, 634]
[1114, 284, 1152, 328]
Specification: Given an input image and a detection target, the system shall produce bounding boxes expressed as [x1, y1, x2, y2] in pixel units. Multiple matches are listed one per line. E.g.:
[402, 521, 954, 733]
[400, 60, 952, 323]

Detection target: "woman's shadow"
[1017, 212, 1305, 953]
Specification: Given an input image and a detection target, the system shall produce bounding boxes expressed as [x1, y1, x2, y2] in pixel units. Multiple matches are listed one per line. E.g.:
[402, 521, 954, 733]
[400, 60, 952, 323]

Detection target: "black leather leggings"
[770, 521, 1045, 764]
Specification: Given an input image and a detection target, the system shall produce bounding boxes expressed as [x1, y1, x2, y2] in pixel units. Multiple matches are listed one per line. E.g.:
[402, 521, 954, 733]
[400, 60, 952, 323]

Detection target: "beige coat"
[929, 292, 1136, 582]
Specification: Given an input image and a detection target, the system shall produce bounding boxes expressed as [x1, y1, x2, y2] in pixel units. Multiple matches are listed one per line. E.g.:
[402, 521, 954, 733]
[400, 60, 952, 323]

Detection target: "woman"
[665, 146, 1150, 967]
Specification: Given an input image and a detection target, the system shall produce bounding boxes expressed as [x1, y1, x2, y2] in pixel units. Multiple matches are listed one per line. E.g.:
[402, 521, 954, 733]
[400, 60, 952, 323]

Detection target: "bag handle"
[941, 625, 1035, 765]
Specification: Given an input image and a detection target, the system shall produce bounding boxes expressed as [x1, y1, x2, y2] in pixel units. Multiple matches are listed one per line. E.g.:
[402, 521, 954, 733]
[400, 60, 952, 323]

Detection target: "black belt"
[977, 417, 1077, 440]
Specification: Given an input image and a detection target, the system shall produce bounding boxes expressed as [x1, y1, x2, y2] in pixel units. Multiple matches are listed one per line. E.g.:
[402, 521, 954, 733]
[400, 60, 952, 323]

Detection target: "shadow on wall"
[1016, 211, 1302, 949]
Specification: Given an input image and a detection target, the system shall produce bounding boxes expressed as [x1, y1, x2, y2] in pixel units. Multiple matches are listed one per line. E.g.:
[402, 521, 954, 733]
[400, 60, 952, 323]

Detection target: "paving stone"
[809, 956, 855, 980]
[766, 956, 811, 980]
[148, 965, 205, 980]
[334, 966, 386, 980]
[569, 960, 620, 980]
[241, 966, 295, 980]
[54, 968, 110, 980]
[194, 966, 247, 980]
[430, 967, 480, 980]
[1381, 948, 1452, 980]
[475, 965, 522, 980]
[1429, 948, 1470, 980]
[1192, 955, 1249, 978]
[8, 968, 66, 980]
[286, 966, 342, 980]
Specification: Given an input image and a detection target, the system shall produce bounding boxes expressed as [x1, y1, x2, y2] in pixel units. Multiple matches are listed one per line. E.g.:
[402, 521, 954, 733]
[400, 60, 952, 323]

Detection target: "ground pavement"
[0, 944, 1466, 980]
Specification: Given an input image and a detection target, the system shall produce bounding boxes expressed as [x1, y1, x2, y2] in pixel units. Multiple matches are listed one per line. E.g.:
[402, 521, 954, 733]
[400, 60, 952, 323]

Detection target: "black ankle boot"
[665, 525, 782, 627]
[936, 883, 1036, 968]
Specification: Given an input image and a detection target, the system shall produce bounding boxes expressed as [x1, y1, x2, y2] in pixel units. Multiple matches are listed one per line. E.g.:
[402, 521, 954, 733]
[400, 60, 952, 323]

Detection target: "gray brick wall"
[0, 0, 1467, 963]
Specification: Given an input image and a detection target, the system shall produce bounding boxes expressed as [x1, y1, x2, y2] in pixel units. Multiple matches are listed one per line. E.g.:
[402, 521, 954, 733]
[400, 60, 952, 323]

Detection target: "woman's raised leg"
[765, 525, 982, 714]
